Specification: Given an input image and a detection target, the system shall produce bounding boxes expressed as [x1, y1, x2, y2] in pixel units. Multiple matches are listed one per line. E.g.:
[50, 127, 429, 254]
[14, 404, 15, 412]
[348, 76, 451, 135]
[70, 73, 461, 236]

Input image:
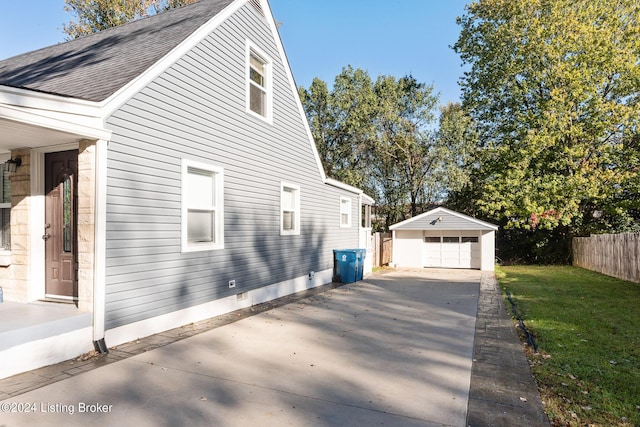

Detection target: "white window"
[182, 160, 224, 252]
[247, 42, 272, 121]
[362, 204, 372, 228]
[0, 163, 10, 250]
[281, 183, 300, 235]
[340, 196, 352, 227]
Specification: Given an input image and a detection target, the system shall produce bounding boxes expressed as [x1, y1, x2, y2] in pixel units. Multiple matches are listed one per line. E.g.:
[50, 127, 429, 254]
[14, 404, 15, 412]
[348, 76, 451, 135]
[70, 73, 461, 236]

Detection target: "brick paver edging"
[466, 273, 550, 426]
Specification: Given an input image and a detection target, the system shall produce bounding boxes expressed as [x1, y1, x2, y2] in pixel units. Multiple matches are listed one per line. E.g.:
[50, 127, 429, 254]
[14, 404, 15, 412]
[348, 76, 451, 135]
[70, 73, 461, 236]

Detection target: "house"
[0, 0, 373, 379]
[390, 207, 497, 271]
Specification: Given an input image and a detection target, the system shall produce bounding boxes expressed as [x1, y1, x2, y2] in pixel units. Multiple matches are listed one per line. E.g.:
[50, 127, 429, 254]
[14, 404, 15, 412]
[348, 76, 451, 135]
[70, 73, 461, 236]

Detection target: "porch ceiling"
[0, 117, 84, 153]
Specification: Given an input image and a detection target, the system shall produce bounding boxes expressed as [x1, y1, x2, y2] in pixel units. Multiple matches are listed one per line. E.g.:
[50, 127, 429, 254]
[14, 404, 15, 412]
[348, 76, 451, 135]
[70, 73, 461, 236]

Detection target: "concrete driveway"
[1, 269, 481, 427]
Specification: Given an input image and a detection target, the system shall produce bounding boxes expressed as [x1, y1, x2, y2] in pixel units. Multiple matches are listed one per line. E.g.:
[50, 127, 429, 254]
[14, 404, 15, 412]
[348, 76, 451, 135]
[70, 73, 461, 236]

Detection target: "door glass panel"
[63, 177, 72, 253]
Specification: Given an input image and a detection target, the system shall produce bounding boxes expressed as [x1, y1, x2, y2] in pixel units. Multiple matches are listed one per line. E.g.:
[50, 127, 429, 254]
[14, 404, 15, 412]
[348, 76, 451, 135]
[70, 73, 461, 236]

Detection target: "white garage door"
[423, 232, 481, 269]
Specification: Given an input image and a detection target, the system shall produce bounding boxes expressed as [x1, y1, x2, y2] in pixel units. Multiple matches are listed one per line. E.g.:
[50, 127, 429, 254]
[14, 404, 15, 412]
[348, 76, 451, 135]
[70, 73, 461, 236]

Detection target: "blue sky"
[0, 0, 469, 104]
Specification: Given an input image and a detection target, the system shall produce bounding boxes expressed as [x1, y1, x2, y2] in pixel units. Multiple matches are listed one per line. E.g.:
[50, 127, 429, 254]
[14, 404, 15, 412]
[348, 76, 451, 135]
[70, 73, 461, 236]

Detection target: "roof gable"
[0, 0, 234, 102]
[0, 0, 372, 200]
[390, 207, 498, 231]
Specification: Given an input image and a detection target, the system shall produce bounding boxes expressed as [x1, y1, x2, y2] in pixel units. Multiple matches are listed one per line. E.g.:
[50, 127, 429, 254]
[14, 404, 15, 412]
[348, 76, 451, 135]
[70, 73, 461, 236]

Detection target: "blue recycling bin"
[333, 249, 366, 283]
[355, 248, 366, 281]
[333, 250, 357, 283]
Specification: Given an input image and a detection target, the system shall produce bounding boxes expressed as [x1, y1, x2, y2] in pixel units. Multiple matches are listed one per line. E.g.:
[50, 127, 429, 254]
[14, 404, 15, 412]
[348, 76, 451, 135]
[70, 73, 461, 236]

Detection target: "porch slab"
[0, 302, 90, 351]
[0, 301, 93, 380]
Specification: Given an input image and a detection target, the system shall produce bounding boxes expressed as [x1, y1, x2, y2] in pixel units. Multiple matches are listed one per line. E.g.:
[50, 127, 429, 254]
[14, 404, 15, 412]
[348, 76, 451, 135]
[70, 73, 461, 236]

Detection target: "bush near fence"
[573, 233, 640, 283]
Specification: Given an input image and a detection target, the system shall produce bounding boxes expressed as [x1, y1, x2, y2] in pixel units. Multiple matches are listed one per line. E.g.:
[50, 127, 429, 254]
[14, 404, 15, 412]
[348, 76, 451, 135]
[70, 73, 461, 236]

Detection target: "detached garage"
[390, 207, 498, 271]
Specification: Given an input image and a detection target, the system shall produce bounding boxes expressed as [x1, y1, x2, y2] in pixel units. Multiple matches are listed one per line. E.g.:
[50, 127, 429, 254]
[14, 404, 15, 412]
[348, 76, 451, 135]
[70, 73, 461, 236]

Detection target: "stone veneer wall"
[0, 143, 96, 308]
[0, 149, 31, 302]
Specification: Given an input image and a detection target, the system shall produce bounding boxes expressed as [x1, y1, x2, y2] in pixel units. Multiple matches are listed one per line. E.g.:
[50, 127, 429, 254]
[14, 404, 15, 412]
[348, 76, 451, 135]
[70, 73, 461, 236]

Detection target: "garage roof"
[390, 207, 498, 231]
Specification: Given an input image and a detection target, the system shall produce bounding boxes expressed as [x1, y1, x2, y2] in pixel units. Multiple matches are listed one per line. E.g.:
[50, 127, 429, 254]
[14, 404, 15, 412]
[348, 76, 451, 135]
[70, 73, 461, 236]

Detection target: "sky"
[0, 0, 469, 105]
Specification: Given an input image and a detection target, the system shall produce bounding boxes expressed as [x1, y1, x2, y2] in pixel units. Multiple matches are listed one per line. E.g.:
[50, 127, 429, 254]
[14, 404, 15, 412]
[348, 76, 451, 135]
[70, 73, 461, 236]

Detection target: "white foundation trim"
[105, 268, 333, 348]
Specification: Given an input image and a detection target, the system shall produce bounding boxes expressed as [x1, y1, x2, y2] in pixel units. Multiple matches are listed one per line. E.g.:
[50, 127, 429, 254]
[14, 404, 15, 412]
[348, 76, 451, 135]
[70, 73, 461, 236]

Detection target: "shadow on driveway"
[1, 269, 482, 426]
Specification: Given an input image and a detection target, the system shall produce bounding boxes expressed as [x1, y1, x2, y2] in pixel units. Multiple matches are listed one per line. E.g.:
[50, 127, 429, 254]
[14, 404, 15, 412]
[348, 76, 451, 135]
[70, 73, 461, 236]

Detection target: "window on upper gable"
[182, 160, 224, 252]
[247, 42, 272, 122]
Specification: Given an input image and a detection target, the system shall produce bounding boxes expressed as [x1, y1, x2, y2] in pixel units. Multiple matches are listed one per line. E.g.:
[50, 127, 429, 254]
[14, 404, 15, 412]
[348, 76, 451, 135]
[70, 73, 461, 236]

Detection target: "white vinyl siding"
[281, 183, 300, 235]
[340, 196, 351, 227]
[182, 159, 224, 252]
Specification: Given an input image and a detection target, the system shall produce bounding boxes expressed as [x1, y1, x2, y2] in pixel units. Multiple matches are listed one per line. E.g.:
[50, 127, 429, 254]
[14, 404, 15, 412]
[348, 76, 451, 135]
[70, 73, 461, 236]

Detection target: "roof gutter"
[324, 177, 375, 204]
[0, 85, 103, 118]
[0, 104, 112, 142]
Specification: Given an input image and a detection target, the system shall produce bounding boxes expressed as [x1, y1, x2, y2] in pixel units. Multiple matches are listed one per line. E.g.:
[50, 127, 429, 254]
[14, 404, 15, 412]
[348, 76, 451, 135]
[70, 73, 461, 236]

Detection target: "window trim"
[280, 182, 300, 236]
[181, 159, 224, 252]
[246, 40, 272, 123]
[340, 196, 352, 228]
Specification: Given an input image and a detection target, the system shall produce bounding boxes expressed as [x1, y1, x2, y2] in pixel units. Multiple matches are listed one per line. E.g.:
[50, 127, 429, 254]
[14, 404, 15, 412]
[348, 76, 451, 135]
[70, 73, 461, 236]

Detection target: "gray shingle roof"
[0, 0, 234, 102]
[390, 207, 499, 231]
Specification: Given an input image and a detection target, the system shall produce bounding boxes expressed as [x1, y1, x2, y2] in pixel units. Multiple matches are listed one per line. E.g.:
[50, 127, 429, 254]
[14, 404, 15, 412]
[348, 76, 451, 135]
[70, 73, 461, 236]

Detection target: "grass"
[497, 265, 640, 426]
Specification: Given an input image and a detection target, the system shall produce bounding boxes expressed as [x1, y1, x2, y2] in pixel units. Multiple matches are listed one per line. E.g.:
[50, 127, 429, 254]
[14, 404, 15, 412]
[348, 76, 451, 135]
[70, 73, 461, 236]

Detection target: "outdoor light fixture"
[4, 158, 21, 174]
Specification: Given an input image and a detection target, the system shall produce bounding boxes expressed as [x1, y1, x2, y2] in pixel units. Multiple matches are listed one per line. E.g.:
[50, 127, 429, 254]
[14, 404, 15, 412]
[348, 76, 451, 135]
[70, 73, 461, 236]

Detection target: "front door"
[44, 150, 78, 300]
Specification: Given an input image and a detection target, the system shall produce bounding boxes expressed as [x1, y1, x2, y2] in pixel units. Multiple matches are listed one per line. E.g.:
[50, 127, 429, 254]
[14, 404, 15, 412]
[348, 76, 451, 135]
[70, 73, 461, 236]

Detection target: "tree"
[298, 66, 378, 193]
[434, 102, 477, 202]
[372, 75, 439, 220]
[454, 0, 640, 235]
[300, 68, 452, 228]
[63, 0, 199, 39]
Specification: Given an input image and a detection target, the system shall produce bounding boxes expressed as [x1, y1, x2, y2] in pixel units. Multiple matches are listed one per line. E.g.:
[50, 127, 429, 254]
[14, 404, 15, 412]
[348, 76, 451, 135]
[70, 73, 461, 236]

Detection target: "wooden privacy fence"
[372, 232, 393, 267]
[573, 233, 640, 283]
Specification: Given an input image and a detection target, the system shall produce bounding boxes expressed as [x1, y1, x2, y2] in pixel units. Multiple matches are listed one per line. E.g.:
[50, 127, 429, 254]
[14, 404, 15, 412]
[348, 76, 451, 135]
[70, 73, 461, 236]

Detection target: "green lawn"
[497, 265, 640, 426]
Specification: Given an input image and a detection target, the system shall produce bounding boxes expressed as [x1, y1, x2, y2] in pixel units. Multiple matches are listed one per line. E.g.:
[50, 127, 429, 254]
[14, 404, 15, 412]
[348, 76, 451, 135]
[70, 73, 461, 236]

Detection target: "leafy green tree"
[454, 0, 640, 234]
[298, 78, 332, 170]
[372, 75, 439, 220]
[434, 102, 477, 201]
[63, 0, 199, 39]
[299, 66, 377, 193]
[300, 68, 451, 228]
